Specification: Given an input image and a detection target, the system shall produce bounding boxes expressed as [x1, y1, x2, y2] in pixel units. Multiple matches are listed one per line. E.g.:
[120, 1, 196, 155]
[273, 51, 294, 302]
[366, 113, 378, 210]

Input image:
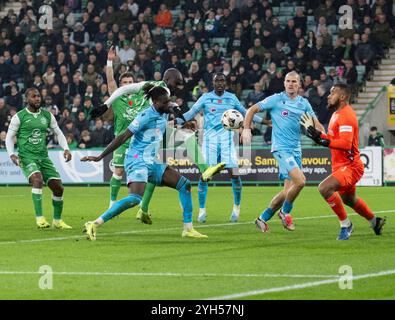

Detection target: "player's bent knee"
[176, 176, 191, 193]
[30, 174, 43, 188]
[318, 183, 332, 198]
[127, 194, 142, 206]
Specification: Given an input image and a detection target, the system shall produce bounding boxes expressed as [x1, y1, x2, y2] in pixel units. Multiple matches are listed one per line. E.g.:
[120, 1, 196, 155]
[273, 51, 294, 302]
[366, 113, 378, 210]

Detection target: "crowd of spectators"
[0, 0, 394, 149]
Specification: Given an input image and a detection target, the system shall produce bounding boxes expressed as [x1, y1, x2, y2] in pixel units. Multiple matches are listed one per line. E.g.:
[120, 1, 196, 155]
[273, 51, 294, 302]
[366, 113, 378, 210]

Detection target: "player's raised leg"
[319, 176, 354, 240]
[47, 177, 72, 229]
[161, 167, 207, 238]
[84, 182, 145, 240]
[340, 192, 386, 236]
[184, 133, 225, 181]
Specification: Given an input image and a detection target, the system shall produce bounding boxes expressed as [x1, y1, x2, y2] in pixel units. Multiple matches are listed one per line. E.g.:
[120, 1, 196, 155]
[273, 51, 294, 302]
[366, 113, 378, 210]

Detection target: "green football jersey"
[111, 81, 167, 136]
[14, 108, 53, 159]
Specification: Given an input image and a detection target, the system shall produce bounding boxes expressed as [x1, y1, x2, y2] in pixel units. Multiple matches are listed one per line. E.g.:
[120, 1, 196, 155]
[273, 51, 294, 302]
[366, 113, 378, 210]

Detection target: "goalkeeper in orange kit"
[300, 84, 386, 240]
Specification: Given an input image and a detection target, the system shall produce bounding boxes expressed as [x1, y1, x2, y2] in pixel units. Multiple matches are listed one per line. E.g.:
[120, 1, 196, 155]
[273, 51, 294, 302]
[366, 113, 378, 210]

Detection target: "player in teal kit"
[242, 71, 324, 233]
[81, 85, 207, 240]
[91, 65, 224, 224]
[177, 73, 269, 222]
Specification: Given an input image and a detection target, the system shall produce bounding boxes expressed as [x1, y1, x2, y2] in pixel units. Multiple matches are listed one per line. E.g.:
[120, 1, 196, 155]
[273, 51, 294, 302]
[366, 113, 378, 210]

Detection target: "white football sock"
[340, 218, 351, 228]
[184, 222, 193, 230]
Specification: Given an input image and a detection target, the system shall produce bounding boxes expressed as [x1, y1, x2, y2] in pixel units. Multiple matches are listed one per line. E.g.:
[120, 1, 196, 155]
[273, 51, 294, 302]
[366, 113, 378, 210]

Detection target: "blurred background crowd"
[0, 0, 394, 149]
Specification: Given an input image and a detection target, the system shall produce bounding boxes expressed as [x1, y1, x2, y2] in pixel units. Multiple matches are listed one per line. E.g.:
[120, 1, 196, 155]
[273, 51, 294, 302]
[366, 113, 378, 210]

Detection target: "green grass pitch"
[0, 186, 394, 300]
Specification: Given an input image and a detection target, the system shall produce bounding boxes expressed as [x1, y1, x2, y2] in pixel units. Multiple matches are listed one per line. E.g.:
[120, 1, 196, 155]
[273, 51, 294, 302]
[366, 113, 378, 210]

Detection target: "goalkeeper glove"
[306, 126, 330, 147]
[90, 104, 108, 119]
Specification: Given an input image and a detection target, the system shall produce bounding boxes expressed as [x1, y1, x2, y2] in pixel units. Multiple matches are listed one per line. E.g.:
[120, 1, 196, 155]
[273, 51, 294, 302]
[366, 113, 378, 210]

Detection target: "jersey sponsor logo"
[339, 125, 353, 133]
[28, 129, 42, 145]
[281, 110, 289, 117]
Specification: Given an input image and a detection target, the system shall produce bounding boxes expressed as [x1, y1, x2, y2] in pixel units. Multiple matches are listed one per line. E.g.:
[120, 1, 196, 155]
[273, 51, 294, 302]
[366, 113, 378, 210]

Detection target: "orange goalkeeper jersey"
[321, 104, 363, 171]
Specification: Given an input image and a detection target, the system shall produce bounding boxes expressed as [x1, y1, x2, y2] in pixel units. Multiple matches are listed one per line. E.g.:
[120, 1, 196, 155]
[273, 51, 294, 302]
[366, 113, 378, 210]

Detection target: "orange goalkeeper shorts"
[332, 164, 364, 195]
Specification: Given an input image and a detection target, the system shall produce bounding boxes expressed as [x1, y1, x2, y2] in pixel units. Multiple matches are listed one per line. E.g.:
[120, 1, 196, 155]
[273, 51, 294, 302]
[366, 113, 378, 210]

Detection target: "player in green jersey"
[102, 46, 137, 209]
[5, 88, 72, 229]
[91, 57, 224, 224]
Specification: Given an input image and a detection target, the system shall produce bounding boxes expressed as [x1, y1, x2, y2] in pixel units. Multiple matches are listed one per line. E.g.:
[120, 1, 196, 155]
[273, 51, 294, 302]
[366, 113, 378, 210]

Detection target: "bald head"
[163, 68, 183, 94]
[284, 71, 301, 97]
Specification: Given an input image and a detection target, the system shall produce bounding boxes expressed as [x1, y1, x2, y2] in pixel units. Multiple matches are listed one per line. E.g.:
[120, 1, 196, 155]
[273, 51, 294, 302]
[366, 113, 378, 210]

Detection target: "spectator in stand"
[372, 13, 393, 51]
[0, 98, 9, 132]
[267, 68, 285, 95]
[78, 130, 93, 149]
[0, 130, 6, 149]
[307, 59, 325, 81]
[66, 133, 78, 149]
[5, 84, 23, 111]
[75, 110, 90, 133]
[228, 72, 242, 99]
[90, 118, 111, 147]
[314, 0, 337, 25]
[246, 82, 266, 108]
[155, 4, 173, 28]
[355, 33, 376, 73]
[342, 59, 358, 89]
[117, 40, 136, 65]
[70, 22, 90, 50]
[62, 119, 80, 141]
[316, 84, 333, 129]
[368, 126, 385, 147]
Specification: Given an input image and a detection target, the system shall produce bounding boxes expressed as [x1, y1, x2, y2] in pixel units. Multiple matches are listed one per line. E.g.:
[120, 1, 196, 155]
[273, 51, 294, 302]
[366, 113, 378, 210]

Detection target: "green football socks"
[52, 196, 63, 220]
[110, 174, 123, 201]
[32, 188, 43, 217]
[185, 134, 208, 173]
[140, 182, 156, 213]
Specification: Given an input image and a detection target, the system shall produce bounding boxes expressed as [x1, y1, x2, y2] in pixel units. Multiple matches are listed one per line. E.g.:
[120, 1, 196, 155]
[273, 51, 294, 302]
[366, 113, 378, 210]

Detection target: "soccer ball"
[221, 109, 244, 130]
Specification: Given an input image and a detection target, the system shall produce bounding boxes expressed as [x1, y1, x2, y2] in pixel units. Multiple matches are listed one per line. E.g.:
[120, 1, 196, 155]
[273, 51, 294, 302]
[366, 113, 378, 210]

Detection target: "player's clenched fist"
[80, 155, 103, 162]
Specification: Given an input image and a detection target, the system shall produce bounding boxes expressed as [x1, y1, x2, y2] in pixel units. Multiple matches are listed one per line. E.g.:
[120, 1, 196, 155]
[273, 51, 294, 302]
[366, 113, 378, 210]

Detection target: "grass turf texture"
[0, 186, 394, 300]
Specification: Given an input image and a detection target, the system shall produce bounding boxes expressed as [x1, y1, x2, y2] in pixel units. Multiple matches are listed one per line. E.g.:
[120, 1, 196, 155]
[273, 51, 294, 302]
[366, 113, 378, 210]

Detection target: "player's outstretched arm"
[106, 46, 118, 95]
[233, 99, 266, 125]
[241, 104, 260, 145]
[81, 130, 133, 162]
[103, 82, 146, 107]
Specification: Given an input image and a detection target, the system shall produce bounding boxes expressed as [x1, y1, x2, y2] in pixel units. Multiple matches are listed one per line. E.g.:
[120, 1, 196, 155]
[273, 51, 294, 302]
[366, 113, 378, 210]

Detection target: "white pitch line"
[0, 270, 340, 279]
[0, 209, 393, 245]
[206, 268, 395, 300]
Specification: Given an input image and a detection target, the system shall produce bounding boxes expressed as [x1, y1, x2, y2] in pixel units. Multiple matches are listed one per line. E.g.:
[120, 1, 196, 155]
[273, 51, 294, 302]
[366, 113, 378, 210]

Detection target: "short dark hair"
[143, 85, 169, 101]
[119, 72, 135, 82]
[370, 126, 378, 131]
[333, 83, 351, 98]
[25, 87, 39, 98]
